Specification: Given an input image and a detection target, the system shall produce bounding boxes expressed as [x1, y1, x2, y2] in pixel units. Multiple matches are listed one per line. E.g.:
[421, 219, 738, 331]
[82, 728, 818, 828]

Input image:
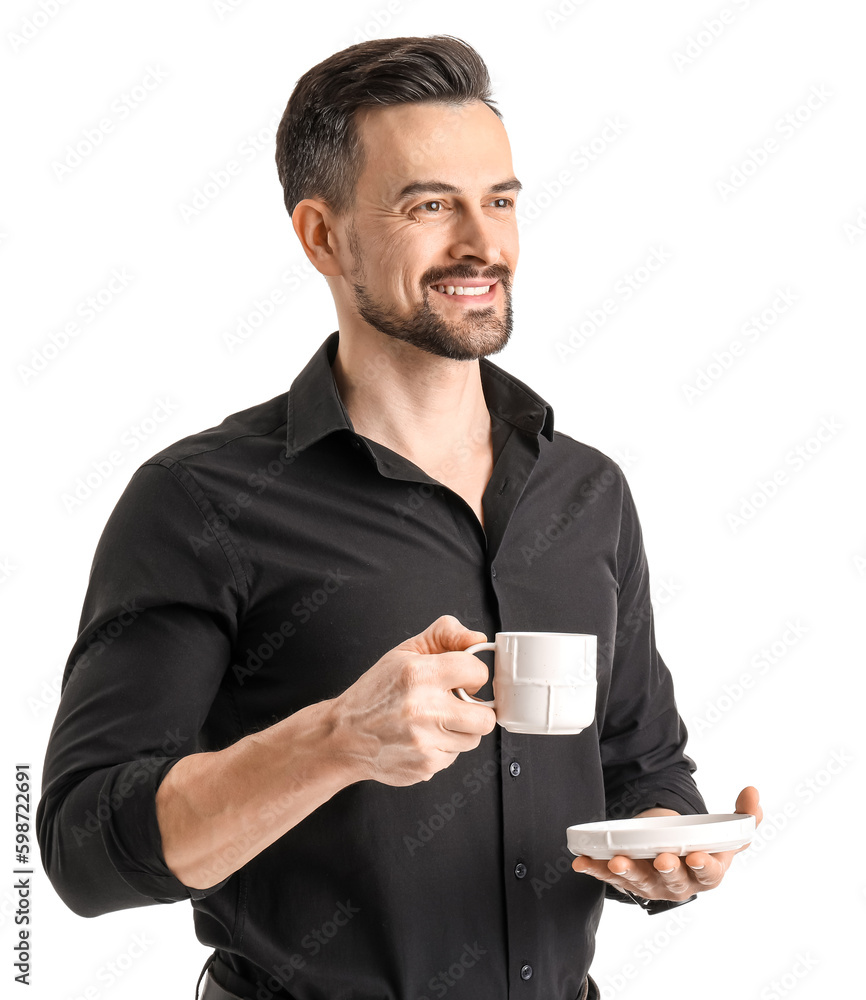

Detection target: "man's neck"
[330, 327, 493, 476]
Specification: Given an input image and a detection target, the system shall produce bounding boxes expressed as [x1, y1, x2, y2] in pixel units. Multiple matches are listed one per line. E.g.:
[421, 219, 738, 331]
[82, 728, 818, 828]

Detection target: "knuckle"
[398, 658, 425, 690]
[402, 701, 429, 729]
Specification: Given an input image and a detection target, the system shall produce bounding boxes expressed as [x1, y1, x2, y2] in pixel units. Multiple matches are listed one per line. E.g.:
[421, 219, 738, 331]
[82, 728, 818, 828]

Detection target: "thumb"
[403, 614, 488, 655]
[735, 785, 763, 829]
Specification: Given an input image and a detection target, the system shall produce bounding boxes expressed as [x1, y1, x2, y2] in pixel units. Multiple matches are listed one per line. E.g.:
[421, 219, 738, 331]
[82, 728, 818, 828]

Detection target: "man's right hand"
[329, 614, 497, 787]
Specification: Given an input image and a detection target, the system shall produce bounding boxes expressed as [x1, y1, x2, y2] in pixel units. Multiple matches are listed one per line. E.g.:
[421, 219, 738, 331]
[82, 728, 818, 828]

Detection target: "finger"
[573, 857, 667, 901]
[442, 697, 497, 736]
[606, 857, 661, 897]
[434, 726, 489, 752]
[651, 854, 693, 896]
[396, 648, 490, 700]
[571, 857, 620, 883]
[404, 615, 487, 655]
[608, 855, 634, 878]
[735, 785, 763, 828]
[435, 650, 492, 700]
[683, 851, 725, 888]
[732, 786, 762, 856]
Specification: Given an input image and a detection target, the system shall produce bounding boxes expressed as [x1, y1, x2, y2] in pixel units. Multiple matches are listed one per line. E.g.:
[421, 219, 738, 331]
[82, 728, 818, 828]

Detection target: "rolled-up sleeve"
[36, 460, 244, 917]
[599, 476, 707, 821]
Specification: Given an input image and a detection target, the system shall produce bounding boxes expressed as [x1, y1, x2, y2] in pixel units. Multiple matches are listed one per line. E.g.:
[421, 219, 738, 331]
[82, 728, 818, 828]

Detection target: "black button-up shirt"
[37, 330, 706, 1000]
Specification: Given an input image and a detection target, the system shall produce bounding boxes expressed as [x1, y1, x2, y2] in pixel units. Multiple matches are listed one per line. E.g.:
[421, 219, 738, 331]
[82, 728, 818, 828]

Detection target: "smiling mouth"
[430, 281, 497, 297]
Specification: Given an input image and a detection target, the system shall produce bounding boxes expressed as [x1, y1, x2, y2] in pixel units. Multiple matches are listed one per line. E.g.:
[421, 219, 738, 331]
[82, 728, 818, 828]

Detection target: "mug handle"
[453, 641, 497, 707]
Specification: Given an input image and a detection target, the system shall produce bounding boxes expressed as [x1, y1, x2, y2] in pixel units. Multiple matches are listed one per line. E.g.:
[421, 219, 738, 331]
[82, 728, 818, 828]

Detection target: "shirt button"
[491, 565, 497, 578]
[509, 761, 521, 777]
[514, 863, 527, 879]
[520, 964, 533, 981]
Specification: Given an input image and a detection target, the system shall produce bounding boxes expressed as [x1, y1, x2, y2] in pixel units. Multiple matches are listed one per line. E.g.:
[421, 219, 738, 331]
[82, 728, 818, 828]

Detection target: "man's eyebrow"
[394, 178, 523, 202]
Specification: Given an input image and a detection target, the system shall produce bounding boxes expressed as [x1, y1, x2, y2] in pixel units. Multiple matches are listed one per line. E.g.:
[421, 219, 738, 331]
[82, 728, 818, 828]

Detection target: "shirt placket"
[356, 413, 549, 995]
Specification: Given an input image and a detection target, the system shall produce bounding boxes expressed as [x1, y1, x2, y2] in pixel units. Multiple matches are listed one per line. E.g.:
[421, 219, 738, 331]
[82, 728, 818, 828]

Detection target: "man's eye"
[491, 198, 513, 208]
[419, 200, 443, 212]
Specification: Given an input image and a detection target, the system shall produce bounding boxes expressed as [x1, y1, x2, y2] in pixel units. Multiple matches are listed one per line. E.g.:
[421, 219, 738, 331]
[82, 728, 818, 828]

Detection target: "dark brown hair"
[275, 35, 501, 219]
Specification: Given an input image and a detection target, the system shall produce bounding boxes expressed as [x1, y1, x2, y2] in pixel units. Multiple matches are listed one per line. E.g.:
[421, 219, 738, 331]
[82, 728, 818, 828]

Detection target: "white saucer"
[566, 813, 756, 860]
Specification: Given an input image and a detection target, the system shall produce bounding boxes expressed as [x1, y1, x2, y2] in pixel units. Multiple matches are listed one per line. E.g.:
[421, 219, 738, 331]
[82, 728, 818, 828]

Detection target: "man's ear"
[291, 198, 344, 277]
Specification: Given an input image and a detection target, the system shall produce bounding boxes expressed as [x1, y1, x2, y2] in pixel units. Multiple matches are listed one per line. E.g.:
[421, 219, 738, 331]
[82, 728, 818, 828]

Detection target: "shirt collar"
[286, 330, 555, 457]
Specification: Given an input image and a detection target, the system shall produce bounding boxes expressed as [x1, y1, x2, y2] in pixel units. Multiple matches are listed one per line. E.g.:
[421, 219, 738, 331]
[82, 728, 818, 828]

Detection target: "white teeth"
[433, 284, 491, 296]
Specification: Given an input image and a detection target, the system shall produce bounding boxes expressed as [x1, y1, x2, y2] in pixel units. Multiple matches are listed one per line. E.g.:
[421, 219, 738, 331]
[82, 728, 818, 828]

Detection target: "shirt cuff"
[98, 757, 231, 903]
[604, 883, 698, 915]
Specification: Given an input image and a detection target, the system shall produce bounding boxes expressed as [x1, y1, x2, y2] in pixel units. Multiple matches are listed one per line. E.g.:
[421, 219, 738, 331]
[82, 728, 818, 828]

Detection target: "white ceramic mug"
[454, 631, 597, 735]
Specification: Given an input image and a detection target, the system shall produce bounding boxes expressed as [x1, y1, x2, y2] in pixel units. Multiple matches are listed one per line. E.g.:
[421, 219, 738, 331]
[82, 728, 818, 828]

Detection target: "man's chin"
[389, 325, 510, 362]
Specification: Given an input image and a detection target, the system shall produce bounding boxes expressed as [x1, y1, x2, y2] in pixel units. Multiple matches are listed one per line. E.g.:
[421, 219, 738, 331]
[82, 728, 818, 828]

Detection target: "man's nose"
[447, 207, 502, 265]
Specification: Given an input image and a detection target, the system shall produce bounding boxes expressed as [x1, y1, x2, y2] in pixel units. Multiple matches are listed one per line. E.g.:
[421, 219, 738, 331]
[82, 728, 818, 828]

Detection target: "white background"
[2, 0, 865, 997]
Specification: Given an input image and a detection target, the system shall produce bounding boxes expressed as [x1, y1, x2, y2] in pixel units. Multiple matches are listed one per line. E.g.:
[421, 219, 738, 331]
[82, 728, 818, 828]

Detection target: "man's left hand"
[571, 786, 762, 901]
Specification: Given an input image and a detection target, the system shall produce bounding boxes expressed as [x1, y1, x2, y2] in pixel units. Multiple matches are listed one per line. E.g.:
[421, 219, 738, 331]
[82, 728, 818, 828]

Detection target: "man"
[37, 35, 761, 1000]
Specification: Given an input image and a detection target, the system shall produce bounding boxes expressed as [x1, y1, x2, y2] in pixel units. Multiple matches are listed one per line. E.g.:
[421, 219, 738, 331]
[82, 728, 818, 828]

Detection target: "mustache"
[422, 263, 512, 287]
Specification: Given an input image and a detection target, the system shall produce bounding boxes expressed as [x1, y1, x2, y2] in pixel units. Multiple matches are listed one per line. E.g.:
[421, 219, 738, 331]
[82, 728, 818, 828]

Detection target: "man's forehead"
[354, 100, 513, 198]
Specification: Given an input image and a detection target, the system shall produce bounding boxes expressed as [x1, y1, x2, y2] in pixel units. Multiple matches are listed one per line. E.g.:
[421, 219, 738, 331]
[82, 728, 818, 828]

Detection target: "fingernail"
[657, 867, 674, 874]
[688, 864, 704, 870]
[611, 870, 628, 876]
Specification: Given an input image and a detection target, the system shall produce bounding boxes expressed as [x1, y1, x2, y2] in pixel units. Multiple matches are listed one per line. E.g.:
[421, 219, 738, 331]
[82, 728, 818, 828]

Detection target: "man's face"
[339, 100, 520, 362]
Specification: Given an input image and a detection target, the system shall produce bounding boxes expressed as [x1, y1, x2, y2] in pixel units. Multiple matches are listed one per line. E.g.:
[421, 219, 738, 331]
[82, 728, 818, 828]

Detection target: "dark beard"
[350, 262, 514, 362]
